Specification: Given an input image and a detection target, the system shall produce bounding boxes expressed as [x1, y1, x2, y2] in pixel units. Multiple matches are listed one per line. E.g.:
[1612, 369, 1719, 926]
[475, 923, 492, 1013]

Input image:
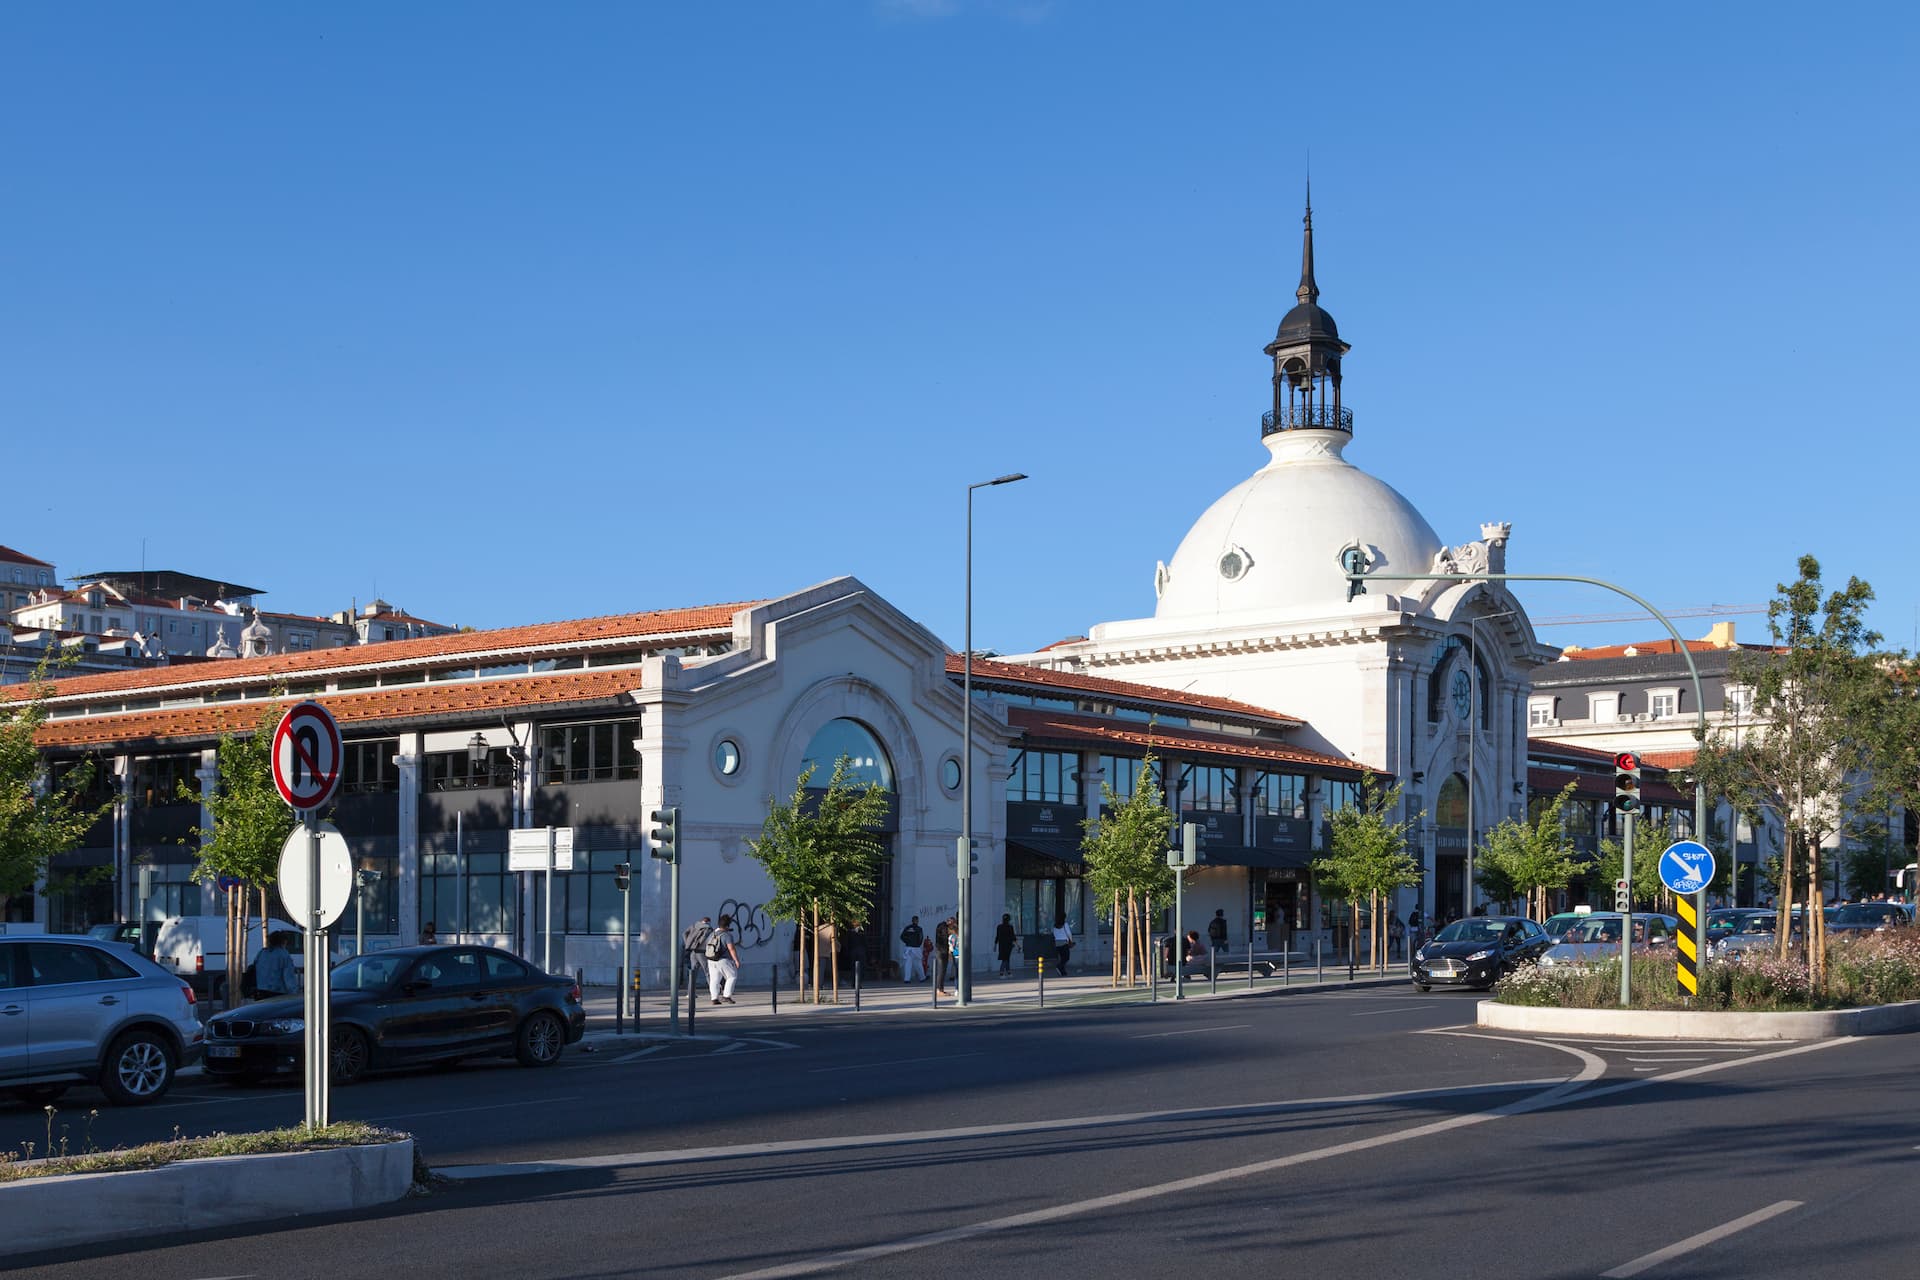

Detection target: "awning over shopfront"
[1007, 836, 1086, 876]
[1196, 845, 1315, 872]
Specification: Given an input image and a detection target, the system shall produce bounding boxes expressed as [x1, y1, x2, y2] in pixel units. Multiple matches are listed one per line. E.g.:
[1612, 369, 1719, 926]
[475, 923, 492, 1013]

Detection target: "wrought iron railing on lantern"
[1261, 404, 1355, 436]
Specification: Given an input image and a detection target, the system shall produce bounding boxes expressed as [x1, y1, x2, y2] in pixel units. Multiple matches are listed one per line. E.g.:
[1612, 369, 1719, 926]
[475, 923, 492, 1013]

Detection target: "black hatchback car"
[1411, 916, 1551, 992]
[204, 945, 585, 1084]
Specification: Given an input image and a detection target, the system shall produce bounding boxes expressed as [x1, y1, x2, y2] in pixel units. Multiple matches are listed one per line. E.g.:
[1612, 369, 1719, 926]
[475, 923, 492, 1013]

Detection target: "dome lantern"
[1262, 187, 1352, 437]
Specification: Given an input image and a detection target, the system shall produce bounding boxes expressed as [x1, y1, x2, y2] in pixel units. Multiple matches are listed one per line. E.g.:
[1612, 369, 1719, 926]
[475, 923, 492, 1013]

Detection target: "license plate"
[209, 1045, 241, 1058]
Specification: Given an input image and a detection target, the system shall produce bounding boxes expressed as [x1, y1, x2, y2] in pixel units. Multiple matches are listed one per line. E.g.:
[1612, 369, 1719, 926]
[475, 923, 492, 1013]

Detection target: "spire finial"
[1296, 183, 1319, 306]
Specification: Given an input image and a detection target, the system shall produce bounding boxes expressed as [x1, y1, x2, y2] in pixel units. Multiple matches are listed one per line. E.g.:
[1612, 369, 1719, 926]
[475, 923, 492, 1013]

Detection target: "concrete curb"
[1476, 998, 1920, 1040]
[0, 1138, 415, 1254]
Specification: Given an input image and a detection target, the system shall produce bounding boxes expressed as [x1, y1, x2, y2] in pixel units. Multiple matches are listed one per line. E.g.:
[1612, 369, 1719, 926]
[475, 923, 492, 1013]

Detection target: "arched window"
[801, 719, 894, 790]
[1436, 774, 1470, 828]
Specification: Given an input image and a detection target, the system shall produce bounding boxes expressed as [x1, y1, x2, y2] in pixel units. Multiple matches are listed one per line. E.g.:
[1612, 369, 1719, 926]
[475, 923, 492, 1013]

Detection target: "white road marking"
[360, 1095, 584, 1123]
[712, 1042, 747, 1054]
[1624, 1056, 1709, 1063]
[1599, 1200, 1803, 1278]
[715, 1039, 1610, 1280]
[1349, 1004, 1437, 1016]
[810, 1052, 981, 1073]
[611, 1045, 670, 1064]
[1130, 1023, 1252, 1038]
[436, 1077, 1567, 1179]
[714, 1038, 1851, 1280]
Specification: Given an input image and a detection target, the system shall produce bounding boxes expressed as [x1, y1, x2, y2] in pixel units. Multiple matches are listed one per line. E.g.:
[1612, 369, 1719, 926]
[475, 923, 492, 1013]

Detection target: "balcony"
[1262, 404, 1354, 436]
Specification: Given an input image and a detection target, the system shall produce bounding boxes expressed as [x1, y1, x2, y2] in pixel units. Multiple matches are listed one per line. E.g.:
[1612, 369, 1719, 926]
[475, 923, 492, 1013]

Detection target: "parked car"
[203, 944, 585, 1085]
[86, 921, 149, 952]
[1828, 902, 1914, 936]
[1705, 909, 1775, 946]
[1411, 916, 1551, 992]
[0, 934, 204, 1107]
[1537, 913, 1680, 969]
[150, 914, 301, 997]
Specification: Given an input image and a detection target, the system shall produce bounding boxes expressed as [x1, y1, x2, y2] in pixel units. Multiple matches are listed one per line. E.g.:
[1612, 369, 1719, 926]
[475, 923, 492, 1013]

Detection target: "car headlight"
[257, 1019, 305, 1035]
[1466, 949, 1494, 962]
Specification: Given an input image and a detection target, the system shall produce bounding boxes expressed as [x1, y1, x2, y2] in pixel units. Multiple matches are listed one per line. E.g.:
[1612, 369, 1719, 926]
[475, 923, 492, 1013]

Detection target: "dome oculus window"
[941, 758, 962, 791]
[714, 739, 741, 776]
[1218, 545, 1253, 581]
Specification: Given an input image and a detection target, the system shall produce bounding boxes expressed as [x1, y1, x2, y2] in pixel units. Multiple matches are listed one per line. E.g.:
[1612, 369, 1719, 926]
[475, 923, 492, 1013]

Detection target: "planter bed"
[1476, 998, 1920, 1040]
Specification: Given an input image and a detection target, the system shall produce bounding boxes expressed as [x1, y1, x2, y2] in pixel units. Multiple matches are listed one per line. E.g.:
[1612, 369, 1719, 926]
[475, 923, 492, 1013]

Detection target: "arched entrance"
[800, 718, 898, 975]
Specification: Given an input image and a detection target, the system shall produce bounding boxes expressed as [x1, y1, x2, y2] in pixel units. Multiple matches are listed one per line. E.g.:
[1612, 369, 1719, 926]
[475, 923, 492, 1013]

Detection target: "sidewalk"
[575, 957, 1413, 1038]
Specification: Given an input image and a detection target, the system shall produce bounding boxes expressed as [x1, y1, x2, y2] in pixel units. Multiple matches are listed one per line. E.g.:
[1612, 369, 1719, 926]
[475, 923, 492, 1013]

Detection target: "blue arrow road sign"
[1658, 840, 1716, 895]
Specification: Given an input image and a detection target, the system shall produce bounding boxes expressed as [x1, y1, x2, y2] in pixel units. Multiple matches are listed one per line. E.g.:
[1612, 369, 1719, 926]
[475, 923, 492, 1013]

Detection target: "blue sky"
[4, 2, 1916, 657]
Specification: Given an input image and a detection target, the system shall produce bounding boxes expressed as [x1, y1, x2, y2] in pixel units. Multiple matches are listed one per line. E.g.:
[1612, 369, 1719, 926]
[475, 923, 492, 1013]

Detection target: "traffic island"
[1476, 998, 1920, 1040]
[0, 1123, 416, 1254]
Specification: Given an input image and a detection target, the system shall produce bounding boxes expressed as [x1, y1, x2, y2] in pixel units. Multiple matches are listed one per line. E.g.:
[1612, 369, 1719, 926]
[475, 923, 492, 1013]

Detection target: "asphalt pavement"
[6, 983, 1917, 1278]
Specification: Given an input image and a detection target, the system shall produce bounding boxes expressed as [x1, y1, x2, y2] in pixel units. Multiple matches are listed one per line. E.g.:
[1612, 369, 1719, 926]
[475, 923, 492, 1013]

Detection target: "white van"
[150, 915, 301, 996]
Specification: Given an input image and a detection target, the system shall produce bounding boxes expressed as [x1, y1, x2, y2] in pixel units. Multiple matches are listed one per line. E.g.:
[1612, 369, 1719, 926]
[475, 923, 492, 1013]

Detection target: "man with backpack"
[683, 915, 713, 989]
[1207, 909, 1229, 954]
[705, 913, 740, 1005]
[899, 916, 926, 982]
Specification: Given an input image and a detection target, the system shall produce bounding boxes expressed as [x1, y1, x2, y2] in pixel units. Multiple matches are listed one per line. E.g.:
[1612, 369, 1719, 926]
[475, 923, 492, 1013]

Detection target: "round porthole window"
[942, 757, 962, 791]
[1218, 545, 1252, 581]
[715, 739, 741, 776]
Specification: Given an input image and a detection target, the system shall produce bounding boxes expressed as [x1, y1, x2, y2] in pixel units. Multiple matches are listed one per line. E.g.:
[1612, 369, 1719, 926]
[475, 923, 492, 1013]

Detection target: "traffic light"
[613, 861, 632, 892]
[1614, 879, 1631, 912]
[1612, 752, 1641, 813]
[968, 841, 978, 877]
[648, 806, 679, 862]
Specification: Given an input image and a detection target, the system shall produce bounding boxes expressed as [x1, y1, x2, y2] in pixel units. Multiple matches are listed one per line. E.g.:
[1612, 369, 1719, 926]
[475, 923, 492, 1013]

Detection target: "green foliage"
[184, 704, 296, 888]
[1473, 783, 1582, 916]
[1594, 829, 1672, 909]
[746, 755, 889, 930]
[1079, 753, 1175, 917]
[1313, 773, 1423, 905]
[0, 659, 116, 899]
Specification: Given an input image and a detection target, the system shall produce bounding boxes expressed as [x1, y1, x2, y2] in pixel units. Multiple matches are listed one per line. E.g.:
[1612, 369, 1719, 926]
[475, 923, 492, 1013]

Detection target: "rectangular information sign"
[508, 826, 575, 871]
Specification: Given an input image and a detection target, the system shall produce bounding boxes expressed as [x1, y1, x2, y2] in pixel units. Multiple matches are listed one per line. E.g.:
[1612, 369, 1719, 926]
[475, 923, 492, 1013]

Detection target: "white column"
[394, 735, 421, 943]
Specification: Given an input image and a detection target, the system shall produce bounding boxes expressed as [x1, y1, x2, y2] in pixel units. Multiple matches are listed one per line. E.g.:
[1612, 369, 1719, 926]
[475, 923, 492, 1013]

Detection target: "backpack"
[1208, 917, 1227, 942]
[704, 929, 726, 961]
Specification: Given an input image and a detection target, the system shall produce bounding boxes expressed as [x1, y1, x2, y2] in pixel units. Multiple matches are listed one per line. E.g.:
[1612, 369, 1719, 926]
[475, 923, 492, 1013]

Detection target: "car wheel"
[328, 1027, 372, 1085]
[515, 1011, 565, 1067]
[11, 1084, 69, 1107]
[1413, 982, 1431, 993]
[99, 1030, 175, 1106]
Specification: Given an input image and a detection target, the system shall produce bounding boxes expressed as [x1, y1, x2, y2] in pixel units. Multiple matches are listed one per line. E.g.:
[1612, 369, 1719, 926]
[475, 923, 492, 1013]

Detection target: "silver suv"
[1, 935, 205, 1106]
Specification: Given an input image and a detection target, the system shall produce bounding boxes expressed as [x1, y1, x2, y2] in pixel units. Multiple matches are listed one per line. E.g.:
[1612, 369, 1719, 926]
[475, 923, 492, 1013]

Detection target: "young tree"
[184, 703, 298, 992]
[1080, 753, 1174, 987]
[746, 755, 889, 1002]
[1690, 555, 1880, 986]
[1473, 783, 1582, 922]
[0, 660, 116, 907]
[1314, 774, 1423, 972]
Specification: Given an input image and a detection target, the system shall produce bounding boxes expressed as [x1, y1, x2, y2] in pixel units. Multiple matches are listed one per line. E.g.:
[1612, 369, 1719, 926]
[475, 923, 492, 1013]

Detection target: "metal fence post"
[1210, 945, 1217, 995]
[854, 959, 862, 1012]
[1247, 935, 1255, 990]
[770, 962, 778, 1015]
[1316, 937, 1323, 982]
[686, 963, 696, 1036]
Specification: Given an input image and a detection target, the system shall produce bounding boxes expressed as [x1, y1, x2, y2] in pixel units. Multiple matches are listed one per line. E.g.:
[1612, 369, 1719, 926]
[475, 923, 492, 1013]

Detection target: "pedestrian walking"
[933, 917, 952, 991]
[947, 920, 960, 987]
[1050, 918, 1074, 976]
[420, 921, 437, 946]
[1388, 910, 1405, 960]
[1207, 909, 1228, 954]
[706, 913, 740, 1005]
[994, 914, 1017, 976]
[899, 915, 926, 982]
[252, 931, 299, 1000]
[684, 914, 713, 986]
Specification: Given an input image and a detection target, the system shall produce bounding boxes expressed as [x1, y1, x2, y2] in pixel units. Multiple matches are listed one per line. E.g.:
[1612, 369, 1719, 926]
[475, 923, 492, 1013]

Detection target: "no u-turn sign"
[272, 700, 343, 812]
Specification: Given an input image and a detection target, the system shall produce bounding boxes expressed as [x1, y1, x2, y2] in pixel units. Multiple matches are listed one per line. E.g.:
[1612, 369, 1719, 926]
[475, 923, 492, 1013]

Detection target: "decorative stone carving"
[1480, 521, 1512, 575]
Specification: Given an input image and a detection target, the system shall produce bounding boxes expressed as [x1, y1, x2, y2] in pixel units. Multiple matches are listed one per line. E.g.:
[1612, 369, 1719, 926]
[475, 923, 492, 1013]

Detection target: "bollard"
[1151, 939, 1159, 1003]
[1247, 936, 1255, 990]
[1316, 938, 1323, 982]
[1349, 949, 1355, 982]
[1283, 945, 1290, 987]
[686, 963, 696, 1036]
[932, 967, 939, 1007]
[854, 959, 862, 1012]
[1210, 945, 1217, 995]
[771, 963, 778, 1015]
[1038, 954, 1046, 1008]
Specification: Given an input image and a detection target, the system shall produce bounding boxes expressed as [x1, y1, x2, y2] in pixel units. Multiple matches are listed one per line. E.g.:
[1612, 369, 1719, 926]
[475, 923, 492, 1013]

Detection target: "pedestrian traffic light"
[968, 840, 978, 877]
[613, 861, 632, 892]
[1614, 879, 1631, 912]
[648, 807, 679, 862]
[1612, 752, 1641, 813]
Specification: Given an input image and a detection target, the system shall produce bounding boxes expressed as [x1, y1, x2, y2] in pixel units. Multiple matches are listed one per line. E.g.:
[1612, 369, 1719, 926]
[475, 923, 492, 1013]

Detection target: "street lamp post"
[960, 471, 1028, 1008]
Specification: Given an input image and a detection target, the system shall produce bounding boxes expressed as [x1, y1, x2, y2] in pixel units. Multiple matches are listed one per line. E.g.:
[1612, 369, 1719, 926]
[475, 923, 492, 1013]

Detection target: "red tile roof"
[8, 599, 761, 704]
[1009, 707, 1368, 776]
[1527, 737, 1676, 777]
[1639, 749, 1697, 770]
[1527, 766, 1687, 807]
[33, 670, 643, 749]
[950, 655, 1300, 725]
[1561, 638, 1779, 660]
[0, 545, 53, 567]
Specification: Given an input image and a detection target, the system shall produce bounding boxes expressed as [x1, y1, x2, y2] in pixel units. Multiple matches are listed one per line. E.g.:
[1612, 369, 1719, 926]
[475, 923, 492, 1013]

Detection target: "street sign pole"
[619, 873, 632, 1036]
[306, 811, 324, 1129]
[544, 826, 556, 974]
[1619, 811, 1636, 1008]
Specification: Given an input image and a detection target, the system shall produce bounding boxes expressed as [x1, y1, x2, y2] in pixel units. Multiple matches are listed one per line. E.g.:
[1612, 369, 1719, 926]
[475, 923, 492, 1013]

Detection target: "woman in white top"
[1050, 920, 1074, 976]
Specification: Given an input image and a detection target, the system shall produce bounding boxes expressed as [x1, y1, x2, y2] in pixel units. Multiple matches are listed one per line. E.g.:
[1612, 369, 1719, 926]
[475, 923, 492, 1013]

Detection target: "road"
[5, 986, 1917, 1278]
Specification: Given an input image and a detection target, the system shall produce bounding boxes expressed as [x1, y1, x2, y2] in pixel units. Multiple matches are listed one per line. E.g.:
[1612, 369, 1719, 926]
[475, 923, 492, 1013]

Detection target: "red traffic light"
[1613, 751, 1640, 771]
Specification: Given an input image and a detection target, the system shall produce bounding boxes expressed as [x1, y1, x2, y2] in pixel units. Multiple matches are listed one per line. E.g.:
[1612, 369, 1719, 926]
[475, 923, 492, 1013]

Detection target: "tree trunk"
[1777, 831, 1794, 962]
[1112, 891, 1121, 988]
[810, 901, 821, 1004]
[829, 915, 841, 1004]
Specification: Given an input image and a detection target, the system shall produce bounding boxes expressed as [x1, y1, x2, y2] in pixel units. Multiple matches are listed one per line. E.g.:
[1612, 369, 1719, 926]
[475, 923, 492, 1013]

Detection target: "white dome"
[1154, 428, 1443, 618]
